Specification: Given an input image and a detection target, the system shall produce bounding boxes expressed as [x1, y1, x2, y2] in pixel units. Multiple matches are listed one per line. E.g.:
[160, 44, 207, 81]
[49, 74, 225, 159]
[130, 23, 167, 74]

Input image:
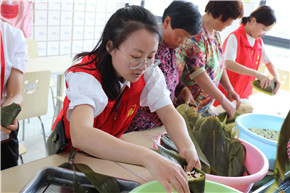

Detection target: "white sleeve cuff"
[189, 67, 205, 80]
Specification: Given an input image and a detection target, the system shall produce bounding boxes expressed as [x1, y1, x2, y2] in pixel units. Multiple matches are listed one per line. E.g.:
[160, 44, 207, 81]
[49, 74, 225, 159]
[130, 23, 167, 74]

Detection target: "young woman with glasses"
[52, 5, 200, 193]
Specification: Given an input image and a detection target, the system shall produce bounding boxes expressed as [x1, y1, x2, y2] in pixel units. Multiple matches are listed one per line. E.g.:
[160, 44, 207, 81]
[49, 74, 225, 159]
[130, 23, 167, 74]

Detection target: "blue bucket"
[235, 113, 284, 170]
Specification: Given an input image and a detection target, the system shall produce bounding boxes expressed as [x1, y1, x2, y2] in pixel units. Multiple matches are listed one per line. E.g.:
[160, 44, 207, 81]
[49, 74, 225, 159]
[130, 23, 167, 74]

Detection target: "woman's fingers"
[169, 175, 189, 193]
[273, 81, 280, 94]
[259, 75, 271, 89]
[159, 180, 174, 193]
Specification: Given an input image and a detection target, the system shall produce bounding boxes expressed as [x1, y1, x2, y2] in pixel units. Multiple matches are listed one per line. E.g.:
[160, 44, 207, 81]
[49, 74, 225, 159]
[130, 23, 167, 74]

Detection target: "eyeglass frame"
[116, 49, 161, 70]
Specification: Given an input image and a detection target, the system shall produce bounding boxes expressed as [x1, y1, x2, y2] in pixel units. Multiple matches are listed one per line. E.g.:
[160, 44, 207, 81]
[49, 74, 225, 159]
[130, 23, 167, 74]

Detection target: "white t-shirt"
[223, 33, 271, 65]
[65, 66, 172, 121]
[1, 21, 29, 105]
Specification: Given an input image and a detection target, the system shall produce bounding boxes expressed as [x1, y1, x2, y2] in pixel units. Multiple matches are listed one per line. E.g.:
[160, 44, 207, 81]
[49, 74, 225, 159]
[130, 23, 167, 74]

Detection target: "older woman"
[175, 1, 243, 119]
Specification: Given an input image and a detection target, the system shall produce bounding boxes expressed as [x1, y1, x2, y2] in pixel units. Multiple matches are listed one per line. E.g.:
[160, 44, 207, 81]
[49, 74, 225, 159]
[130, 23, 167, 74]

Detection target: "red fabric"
[52, 55, 146, 151]
[214, 24, 262, 106]
[1, 4, 18, 19]
[0, 0, 33, 38]
[1, 30, 5, 101]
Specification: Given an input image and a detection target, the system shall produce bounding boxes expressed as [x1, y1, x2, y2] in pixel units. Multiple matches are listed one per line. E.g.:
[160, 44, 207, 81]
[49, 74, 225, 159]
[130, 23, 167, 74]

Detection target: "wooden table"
[1, 127, 166, 193]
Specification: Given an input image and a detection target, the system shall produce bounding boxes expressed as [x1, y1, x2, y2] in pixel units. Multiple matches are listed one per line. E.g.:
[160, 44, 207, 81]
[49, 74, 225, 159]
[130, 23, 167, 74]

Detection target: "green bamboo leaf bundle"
[176, 104, 212, 173]
[154, 139, 187, 169]
[1, 102, 21, 127]
[160, 133, 178, 153]
[176, 104, 247, 177]
[251, 79, 276, 95]
[59, 150, 120, 193]
[154, 139, 205, 193]
[187, 169, 205, 193]
[217, 111, 240, 124]
[74, 163, 120, 193]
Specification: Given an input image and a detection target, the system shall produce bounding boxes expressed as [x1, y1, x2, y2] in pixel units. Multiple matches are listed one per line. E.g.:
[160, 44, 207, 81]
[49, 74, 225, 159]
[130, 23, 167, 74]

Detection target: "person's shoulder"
[2, 22, 25, 39]
[2, 22, 23, 34]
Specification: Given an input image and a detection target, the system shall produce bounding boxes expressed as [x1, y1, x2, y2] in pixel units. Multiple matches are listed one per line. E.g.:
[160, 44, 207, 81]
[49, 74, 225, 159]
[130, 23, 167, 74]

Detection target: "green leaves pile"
[154, 140, 206, 193]
[176, 104, 247, 177]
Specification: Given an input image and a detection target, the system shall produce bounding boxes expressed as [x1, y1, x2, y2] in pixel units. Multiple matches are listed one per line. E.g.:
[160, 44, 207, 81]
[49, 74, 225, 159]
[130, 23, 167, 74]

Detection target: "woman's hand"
[180, 87, 197, 106]
[220, 98, 236, 119]
[179, 146, 201, 172]
[256, 72, 271, 89]
[0, 119, 19, 134]
[227, 89, 241, 109]
[273, 75, 281, 95]
[145, 153, 190, 193]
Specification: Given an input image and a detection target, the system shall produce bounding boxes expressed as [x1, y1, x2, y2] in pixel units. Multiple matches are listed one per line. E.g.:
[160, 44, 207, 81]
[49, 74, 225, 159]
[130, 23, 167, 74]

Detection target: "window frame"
[260, 0, 290, 49]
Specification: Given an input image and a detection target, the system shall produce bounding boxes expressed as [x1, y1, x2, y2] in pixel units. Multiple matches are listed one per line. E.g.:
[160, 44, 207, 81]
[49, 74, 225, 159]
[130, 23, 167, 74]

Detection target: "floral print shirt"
[125, 41, 178, 132]
[175, 24, 225, 113]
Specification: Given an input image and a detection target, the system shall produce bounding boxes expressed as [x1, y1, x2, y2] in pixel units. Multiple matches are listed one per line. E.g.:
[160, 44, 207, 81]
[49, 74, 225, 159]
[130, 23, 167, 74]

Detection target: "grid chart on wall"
[31, 0, 141, 57]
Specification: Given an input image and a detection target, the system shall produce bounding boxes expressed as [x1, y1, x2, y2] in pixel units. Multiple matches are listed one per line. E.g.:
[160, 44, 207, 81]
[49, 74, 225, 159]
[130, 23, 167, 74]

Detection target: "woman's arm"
[219, 69, 241, 108]
[194, 72, 236, 119]
[4, 68, 24, 106]
[156, 104, 201, 171]
[225, 60, 271, 89]
[70, 104, 190, 193]
[265, 62, 280, 94]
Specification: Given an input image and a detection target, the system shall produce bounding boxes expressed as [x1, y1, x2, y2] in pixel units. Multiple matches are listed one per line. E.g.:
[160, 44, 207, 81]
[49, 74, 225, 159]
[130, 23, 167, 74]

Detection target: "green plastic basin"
[130, 180, 241, 193]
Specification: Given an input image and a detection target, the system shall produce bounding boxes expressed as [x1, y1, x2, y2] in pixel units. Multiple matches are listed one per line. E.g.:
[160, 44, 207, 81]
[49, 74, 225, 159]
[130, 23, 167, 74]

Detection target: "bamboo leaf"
[154, 139, 187, 169]
[176, 104, 211, 172]
[74, 163, 120, 193]
[73, 170, 88, 193]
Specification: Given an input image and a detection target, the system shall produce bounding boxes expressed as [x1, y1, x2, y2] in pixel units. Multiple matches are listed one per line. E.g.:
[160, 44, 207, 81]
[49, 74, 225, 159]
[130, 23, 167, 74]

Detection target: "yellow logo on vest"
[127, 104, 137, 117]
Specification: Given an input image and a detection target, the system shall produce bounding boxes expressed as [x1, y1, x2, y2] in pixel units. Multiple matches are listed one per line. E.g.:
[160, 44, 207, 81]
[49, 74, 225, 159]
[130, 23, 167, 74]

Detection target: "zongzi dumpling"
[251, 79, 276, 95]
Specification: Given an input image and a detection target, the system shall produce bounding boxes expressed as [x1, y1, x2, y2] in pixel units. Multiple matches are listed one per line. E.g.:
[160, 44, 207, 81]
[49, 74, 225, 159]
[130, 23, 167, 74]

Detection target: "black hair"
[162, 0, 202, 35]
[71, 5, 162, 101]
[205, 0, 244, 22]
[241, 5, 276, 26]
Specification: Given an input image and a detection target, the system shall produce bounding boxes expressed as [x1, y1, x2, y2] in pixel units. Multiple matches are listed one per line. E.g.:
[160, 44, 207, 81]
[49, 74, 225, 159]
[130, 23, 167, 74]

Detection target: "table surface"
[1, 127, 165, 193]
[26, 56, 73, 74]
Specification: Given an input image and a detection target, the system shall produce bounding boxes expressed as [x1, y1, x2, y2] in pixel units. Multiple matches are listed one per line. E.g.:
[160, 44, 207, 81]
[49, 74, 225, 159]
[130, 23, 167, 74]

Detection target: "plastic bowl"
[130, 180, 242, 193]
[153, 133, 269, 193]
[236, 113, 284, 170]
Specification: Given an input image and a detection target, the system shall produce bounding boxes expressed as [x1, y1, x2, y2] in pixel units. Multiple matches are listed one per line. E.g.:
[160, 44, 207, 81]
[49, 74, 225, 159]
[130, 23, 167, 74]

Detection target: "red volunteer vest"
[53, 55, 145, 150]
[214, 24, 262, 106]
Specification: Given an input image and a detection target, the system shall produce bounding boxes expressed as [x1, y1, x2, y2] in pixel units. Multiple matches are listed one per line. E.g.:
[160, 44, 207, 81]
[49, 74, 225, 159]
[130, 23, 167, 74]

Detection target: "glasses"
[117, 49, 161, 70]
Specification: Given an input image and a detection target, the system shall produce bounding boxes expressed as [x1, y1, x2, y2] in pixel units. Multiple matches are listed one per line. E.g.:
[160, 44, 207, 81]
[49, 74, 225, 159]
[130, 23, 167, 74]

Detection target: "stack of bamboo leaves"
[160, 104, 248, 177]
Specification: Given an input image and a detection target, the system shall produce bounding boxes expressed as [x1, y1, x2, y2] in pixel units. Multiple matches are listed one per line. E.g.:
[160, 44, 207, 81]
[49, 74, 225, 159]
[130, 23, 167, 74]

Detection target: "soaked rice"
[248, 128, 279, 141]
